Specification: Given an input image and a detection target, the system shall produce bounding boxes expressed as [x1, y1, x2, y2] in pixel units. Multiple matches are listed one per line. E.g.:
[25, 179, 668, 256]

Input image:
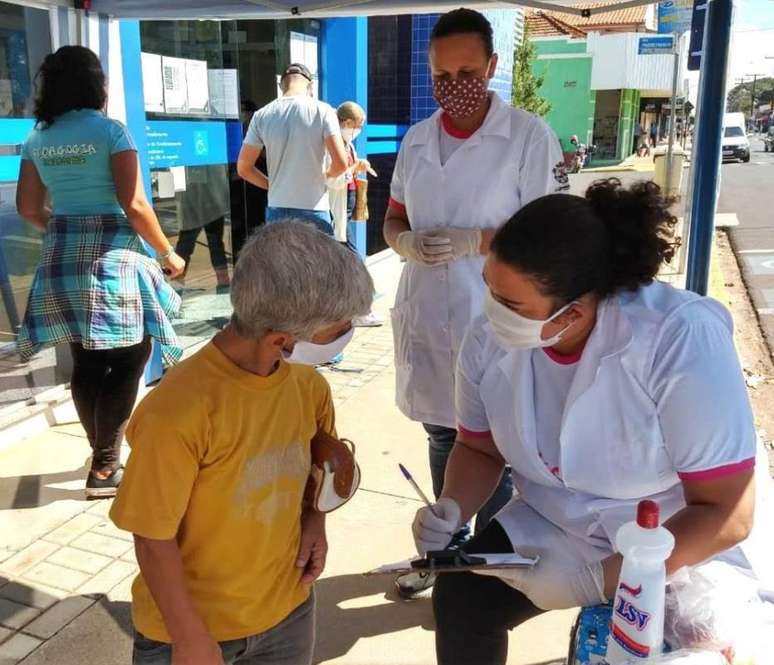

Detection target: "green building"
[526, 11, 673, 166]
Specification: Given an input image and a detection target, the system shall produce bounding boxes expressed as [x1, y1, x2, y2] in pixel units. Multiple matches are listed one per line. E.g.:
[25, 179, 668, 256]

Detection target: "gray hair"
[231, 221, 374, 340]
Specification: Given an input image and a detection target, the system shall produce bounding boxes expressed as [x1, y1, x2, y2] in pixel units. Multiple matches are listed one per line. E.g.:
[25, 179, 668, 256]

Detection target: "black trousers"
[69, 338, 151, 473]
[433, 520, 544, 665]
[175, 216, 228, 271]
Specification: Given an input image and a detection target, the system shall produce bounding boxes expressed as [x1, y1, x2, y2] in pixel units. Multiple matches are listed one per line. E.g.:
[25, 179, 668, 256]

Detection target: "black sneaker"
[85, 466, 124, 500]
[395, 571, 437, 599]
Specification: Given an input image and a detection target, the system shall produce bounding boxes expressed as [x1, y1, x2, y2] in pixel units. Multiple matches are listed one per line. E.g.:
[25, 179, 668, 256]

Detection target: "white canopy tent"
[87, 0, 734, 295]
[89, 0, 657, 20]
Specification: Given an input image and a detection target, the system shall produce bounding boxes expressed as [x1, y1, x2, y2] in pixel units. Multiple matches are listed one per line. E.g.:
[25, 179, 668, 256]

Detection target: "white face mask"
[283, 328, 354, 366]
[484, 290, 576, 350]
[341, 127, 362, 143]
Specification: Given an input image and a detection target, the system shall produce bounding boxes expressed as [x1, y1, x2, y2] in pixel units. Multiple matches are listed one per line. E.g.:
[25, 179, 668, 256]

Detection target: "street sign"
[688, 0, 707, 71]
[658, 0, 694, 34]
[638, 35, 675, 55]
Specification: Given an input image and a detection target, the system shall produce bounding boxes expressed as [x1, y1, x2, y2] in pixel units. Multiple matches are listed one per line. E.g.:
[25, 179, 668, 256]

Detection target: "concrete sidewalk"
[0, 253, 576, 665]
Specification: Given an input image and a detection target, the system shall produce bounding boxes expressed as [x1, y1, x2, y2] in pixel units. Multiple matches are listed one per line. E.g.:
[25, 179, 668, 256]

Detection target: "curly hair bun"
[490, 178, 679, 303]
[585, 178, 678, 296]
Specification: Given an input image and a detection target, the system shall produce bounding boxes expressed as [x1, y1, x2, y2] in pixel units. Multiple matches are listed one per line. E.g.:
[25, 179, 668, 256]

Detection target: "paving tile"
[78, 560, 136, 597]
[46, 547, 113, 575]
[22, 562, 90, 593]
[0, 631, 42, 662]
[120, 548, 137, 565]
[69, 532, 132, 559]
[42, 513, 102, 546]
[85, 500, 113, 518]
[0, 598, 41, 630]
[23, 596, 95, 640]
[0, 627, 11, 645]
[88, 519, 133, 543]
[0, 582, 66, 611]
[0, 541, 59, 578]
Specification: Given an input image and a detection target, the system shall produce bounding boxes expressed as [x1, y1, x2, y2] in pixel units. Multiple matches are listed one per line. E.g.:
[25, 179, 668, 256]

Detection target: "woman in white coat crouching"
[417, 179, 774, 665]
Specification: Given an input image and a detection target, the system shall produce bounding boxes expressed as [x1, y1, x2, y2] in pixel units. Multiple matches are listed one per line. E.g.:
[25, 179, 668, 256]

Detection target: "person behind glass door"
[382, 8, 569, 598]
[236, 63, 348, 235]
[327, 101, 384, 329]
[15, 46, 184, 499]
[174, 164, 231, 293]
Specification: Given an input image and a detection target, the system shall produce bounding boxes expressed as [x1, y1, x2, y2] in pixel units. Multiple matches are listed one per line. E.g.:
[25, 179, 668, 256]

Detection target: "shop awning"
[89, 0, 657, 20]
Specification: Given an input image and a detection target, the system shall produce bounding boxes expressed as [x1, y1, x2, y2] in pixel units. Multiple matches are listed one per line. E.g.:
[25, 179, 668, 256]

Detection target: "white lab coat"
[390, 93, 568, 428]
[456, 281, 774, 595]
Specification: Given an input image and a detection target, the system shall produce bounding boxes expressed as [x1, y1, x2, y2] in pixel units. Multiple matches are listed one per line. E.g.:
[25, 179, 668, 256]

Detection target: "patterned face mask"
[433, 75, 489, 119]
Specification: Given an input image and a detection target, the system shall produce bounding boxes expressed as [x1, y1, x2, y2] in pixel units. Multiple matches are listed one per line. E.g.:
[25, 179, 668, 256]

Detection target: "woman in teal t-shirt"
[16, 46, 186, 498]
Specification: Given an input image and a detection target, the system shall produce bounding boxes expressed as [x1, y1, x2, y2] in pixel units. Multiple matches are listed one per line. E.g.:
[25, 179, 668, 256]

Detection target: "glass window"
[140, 20, 237, 351]
[723, 126, 745, 138]
[0, 2, 53, 407]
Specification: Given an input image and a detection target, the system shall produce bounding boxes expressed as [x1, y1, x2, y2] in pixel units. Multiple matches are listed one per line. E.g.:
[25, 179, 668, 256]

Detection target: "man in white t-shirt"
[236, 63, 348, 235]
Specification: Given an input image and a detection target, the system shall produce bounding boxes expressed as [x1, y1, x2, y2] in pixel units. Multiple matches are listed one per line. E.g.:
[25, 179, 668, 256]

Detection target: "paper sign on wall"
[161, 56, 188, 114]
[208, 69, 240, 118]
[185, 59, 210, 114]
[141, 53, 164, 113]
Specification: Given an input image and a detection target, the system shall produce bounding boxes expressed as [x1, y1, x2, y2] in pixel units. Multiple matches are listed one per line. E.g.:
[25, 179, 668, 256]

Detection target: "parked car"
[764, 127, 774, 153]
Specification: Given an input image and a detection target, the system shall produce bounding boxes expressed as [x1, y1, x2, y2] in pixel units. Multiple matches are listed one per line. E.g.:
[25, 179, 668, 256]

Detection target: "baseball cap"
[281, 63, 313, 82]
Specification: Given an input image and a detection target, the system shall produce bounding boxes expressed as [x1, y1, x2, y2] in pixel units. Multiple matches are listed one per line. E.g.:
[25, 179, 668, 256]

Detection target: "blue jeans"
[424, 423, 513, 543]
[265, 206, 333, 237]
[132, 594, 315, 665]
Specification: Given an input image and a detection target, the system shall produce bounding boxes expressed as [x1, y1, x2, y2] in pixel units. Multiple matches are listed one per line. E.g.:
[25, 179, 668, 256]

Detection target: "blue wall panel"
[320, 17, 368, 257]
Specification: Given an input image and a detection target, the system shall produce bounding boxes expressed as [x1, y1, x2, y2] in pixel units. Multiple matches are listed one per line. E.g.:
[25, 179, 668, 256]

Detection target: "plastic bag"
[664, 562, 773, 665]
[651, 650, 727, 665]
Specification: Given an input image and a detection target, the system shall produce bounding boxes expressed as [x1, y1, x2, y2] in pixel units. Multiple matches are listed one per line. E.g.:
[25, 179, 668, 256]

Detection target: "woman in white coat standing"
[413, 179, 774, 665]
[384, 8, 569, 597]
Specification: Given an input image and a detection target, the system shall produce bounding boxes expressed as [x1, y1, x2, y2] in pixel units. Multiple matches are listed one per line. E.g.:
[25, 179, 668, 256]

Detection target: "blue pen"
[399, 463, 439, 517]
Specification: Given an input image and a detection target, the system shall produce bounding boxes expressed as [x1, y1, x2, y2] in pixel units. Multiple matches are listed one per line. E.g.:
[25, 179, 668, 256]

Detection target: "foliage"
[727, 78, 774, 116]
[512, 24, 551, 117]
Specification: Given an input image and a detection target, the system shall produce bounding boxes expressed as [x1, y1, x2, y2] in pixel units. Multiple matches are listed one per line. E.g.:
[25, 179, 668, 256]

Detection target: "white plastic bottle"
[606, 500, 675, 665]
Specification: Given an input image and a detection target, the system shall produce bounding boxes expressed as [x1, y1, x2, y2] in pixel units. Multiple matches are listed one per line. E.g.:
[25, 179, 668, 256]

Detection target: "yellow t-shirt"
[109, 341, 334, 642]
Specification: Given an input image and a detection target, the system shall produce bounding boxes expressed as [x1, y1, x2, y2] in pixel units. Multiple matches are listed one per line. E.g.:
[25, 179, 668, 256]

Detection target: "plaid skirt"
[17, 215, 182, 364]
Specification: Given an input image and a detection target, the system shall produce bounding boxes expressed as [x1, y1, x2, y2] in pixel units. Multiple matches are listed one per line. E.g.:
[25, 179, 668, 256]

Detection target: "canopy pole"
[684, 0, 733, 295]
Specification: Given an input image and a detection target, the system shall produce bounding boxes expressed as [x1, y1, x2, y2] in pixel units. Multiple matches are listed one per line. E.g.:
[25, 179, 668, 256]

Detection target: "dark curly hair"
[34, 46, 106, 127]
[431, 8, 494, 58]
[490, 179, 679, 302]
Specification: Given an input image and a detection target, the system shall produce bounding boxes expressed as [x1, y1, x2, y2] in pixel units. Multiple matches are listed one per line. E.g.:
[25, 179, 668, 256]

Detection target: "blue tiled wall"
[410, 9, 517, 125]
[410, 14, 439, 125]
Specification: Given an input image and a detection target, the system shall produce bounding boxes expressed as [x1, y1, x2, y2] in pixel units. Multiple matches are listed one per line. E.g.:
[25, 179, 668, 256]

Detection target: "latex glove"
[426, 227, 482, 260]
[395, 231, 453, 267]
[475, 560, 606, 610]
[412, 497, 462, 555]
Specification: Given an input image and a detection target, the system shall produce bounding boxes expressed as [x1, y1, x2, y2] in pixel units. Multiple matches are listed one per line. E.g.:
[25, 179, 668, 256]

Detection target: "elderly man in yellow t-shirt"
[110, 221, 373, 665]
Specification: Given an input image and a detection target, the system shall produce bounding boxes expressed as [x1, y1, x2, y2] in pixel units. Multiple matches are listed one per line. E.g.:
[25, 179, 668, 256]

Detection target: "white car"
[721, 125, 751, 163]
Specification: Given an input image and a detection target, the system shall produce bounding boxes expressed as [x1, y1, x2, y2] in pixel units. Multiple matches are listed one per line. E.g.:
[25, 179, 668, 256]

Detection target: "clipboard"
[365, 549, 539, 576]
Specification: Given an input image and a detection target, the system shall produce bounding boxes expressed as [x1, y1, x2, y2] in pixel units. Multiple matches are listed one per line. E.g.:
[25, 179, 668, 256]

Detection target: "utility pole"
[665, 36, 681, 198]
[745, 73, 764, 129]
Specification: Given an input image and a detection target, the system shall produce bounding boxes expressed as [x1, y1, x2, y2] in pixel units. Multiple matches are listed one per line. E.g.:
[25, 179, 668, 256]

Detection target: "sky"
[728, 0, 774, 84]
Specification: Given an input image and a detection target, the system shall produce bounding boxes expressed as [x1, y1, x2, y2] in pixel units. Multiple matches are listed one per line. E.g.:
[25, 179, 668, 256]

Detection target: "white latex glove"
[427, 227, 482, 260]
[475, 560, 607, 610]
[395, 231, 453, 267]
[412, 497, 462, 556]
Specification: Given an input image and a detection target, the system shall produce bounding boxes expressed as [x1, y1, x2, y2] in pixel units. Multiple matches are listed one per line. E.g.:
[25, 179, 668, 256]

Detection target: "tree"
[727, 78, 774, 116]
[512, 25, 551, 117]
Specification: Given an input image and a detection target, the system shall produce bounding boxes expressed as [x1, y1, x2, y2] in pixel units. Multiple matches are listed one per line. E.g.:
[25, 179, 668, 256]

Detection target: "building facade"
[0, 1, 518, 408]
[527, 6, 676, 164]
